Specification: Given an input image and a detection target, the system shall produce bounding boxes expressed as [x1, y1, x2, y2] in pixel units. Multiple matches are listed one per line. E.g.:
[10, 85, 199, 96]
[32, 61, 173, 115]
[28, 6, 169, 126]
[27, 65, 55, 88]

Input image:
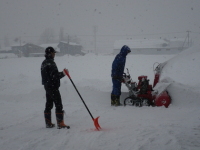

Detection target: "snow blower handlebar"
[126, 68, 130, 75]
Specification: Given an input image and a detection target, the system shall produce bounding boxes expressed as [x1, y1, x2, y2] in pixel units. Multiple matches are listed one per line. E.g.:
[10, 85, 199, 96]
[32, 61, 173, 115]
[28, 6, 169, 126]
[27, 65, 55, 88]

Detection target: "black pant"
[44, 86, 63, 113]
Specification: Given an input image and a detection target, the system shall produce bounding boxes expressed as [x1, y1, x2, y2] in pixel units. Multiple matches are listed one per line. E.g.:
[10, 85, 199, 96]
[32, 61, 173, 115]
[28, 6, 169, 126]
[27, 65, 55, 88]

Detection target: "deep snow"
[0, 45, 200, 150]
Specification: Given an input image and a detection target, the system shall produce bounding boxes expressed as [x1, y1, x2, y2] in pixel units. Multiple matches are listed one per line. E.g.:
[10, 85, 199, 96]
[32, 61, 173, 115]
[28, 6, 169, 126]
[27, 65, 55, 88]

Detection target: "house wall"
[23, 44, 45, 57]
[12, 46, 24, 57]
[58, 42, 83, 56]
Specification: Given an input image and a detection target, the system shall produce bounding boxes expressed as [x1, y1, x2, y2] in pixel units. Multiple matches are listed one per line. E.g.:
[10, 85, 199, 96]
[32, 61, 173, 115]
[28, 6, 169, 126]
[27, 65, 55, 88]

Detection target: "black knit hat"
[45, 47, 56, 54]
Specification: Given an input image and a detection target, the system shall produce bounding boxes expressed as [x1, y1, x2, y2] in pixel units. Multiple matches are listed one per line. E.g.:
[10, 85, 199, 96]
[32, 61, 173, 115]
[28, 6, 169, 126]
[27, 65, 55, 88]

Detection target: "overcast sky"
[0, 0, 200, 52]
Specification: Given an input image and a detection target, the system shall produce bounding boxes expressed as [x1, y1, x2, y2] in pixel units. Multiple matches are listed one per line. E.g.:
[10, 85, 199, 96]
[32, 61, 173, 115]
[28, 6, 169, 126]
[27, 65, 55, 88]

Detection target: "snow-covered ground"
[0, 45, 200, 150]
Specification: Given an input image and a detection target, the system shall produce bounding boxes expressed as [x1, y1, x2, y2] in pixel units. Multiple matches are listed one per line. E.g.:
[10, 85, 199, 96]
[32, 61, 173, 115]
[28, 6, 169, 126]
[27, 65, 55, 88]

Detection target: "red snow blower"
[64, 69, 101, 131]
[123, 62, 171, 108]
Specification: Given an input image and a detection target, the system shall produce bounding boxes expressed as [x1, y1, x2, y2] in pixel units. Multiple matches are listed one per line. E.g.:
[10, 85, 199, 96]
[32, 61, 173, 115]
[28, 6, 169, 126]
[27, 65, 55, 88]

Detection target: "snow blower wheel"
[124, 97, 135, 106]
[124, 96, 143, 107]
[141, 99, 151, 106]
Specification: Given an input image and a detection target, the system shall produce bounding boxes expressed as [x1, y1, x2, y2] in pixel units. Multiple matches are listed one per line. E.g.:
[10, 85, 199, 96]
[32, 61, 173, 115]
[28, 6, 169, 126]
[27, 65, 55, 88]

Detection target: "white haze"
[0, 43, 200, 150]
[0, 0, 200, 52]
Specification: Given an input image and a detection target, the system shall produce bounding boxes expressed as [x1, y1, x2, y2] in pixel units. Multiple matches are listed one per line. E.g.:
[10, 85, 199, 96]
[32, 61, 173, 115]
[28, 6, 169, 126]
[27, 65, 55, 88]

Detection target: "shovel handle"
[64, 70, 101, 130]
[64, 69, 71, 79]
[64, 70, 95, 120]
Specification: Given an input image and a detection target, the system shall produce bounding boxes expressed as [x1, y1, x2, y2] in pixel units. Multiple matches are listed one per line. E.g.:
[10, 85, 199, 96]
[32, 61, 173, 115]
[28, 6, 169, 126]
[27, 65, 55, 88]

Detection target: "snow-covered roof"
[39, 43, 60, 52]
[60, 41, 80, 46]
[114, 39, 168, 49]
[40, 43, 58, 48]
[11, 42, 26, 47]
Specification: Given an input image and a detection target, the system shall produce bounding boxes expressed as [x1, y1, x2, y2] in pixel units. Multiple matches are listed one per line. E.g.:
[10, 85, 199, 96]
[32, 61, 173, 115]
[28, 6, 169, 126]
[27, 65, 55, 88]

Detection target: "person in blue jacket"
[111, 45, 131, 106]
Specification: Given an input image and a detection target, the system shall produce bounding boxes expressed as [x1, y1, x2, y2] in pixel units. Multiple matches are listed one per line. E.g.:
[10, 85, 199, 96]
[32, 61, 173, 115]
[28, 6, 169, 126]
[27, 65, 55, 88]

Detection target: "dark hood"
[119, 45, 131, 57]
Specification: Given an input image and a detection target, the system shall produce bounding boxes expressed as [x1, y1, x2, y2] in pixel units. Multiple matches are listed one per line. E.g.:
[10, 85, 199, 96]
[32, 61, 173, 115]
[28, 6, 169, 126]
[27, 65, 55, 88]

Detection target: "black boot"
[115, 95, 122, 106]
[56, 110, 70, 129]
[111, 94, 116, 106]
[111, 95, 122, 106]
[44, 111, 55, 128]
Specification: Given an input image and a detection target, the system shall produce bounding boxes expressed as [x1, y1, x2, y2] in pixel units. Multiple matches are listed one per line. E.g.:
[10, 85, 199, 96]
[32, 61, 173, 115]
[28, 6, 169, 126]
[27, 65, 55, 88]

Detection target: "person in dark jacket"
[41, 47, 69, 129]
[111, 45, 131, 106]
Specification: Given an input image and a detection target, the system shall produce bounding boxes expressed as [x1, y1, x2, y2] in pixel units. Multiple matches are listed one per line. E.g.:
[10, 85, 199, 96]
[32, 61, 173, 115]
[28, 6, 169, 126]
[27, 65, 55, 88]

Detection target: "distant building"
[113, 38, 191, 55]
[0, 47, 12, 53]
[8, 42, 84, 57]
[58, 41, 84, 56]
[11, 43, 46, 57]
[23, 43, 45, 57]
[40, 43, 60, 52]
[11, 43, 26, 57]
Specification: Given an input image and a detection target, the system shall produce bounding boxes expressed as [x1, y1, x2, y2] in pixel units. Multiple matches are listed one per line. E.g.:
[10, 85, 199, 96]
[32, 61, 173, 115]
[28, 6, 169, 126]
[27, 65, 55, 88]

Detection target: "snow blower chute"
[122, 62, 171, 108]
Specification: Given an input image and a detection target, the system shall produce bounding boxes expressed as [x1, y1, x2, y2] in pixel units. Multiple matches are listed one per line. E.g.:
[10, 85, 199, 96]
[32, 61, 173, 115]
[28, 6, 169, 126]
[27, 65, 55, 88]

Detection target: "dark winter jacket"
[111, 45, 130, 80]
[41, 56, 64, 89]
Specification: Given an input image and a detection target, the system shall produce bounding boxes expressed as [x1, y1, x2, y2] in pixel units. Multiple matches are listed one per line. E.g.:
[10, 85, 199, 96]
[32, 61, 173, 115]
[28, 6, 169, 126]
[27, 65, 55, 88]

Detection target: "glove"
[63, 68, 69, 76]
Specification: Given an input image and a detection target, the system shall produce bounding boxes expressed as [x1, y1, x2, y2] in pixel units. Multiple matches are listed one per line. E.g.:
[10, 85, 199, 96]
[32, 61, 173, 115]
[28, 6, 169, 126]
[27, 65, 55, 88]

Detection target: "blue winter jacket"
[111, 45, 131, 80]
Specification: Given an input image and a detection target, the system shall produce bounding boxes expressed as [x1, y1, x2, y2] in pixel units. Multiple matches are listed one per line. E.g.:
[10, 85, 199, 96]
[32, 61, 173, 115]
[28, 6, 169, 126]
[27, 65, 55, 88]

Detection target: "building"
[23, 43, 45, 57]
[40, 43, 59, 52]
[113, 38, 190, 55]
[0, 47, 12, 53]
[58, 41, 84, 56]
[10, 43, 45, 57]
[7, 42, 84, 57]
[11, 43, 26, 57]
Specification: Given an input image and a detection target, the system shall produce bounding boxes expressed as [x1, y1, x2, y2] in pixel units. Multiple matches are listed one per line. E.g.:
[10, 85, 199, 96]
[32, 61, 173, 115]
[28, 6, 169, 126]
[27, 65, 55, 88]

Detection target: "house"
[8, 42, 84, 57]
[33, 43, 61, 57]
[58, 41, 84, 56]
[11, 43, 47, 57]
[0, 47, 16, 59]
[40, 43, 60, 52]
[23, 43, 45, 57]
[113, 38, 190, 55]
[0, 47, 12, 53]
[11, 43, 26, 57]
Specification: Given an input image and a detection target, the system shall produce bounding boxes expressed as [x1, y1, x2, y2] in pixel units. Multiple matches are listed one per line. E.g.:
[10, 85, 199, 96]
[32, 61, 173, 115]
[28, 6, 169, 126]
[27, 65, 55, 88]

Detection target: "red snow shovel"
[64, 69, 101, 131]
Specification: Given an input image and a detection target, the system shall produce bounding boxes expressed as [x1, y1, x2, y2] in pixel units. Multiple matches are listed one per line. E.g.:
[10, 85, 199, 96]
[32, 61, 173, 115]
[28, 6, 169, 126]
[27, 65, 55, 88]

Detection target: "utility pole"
[186, 30, 191, 47]
[93, 25, 97, 55]
[67, 35, 69, 56]
[182, 30, 191, 49]
[19, 36, 22, 46]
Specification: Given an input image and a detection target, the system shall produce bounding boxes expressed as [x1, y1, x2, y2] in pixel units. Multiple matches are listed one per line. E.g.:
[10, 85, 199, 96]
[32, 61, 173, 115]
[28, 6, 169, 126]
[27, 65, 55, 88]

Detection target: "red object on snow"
[152, 64, 171, 108]
[123, 62, 171, 108]
[154, 91, 171, 108]
[136, 62, 171, 108]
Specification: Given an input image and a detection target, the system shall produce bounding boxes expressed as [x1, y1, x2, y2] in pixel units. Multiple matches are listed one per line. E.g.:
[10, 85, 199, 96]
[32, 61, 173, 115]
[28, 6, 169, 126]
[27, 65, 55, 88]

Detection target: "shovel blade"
[93, 116, 101, 130]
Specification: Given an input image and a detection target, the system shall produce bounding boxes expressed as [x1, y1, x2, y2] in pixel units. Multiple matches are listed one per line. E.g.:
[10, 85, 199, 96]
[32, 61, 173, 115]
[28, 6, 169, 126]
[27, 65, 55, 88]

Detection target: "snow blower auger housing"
[122, 66, 171, 108]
